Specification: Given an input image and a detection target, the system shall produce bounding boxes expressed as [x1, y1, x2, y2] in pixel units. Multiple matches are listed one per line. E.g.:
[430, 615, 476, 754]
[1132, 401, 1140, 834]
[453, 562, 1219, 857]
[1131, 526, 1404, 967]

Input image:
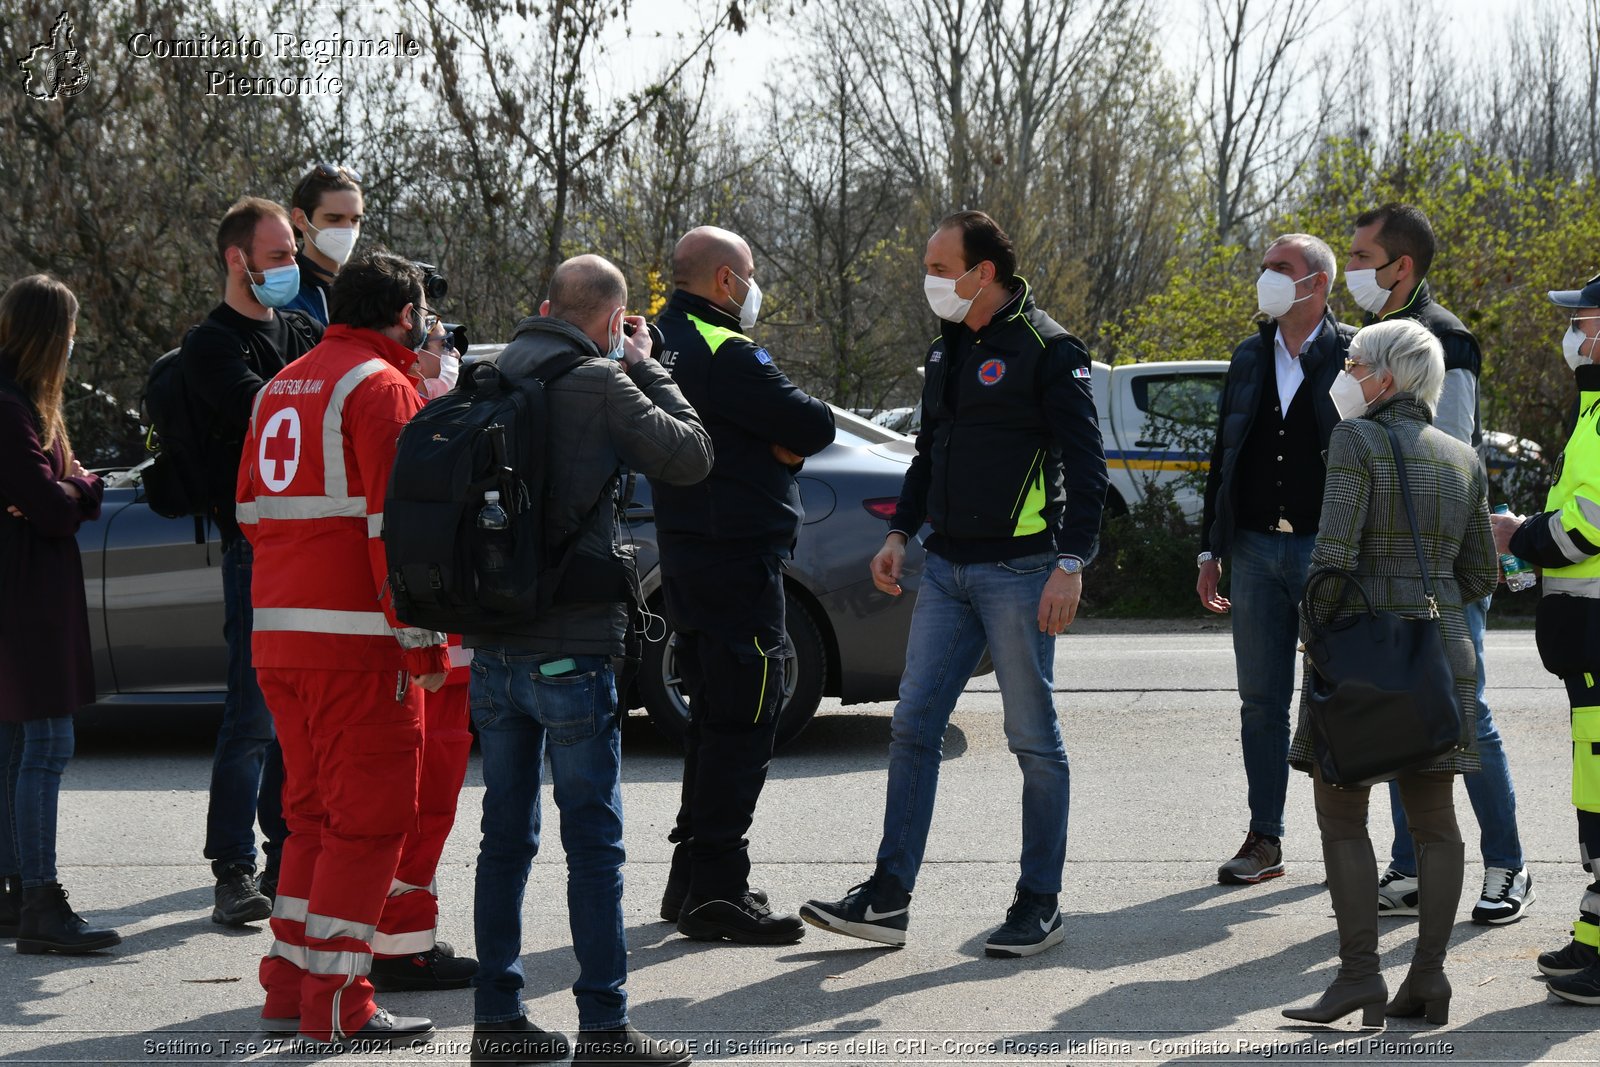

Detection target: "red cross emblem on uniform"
[259, 408, 302, 493]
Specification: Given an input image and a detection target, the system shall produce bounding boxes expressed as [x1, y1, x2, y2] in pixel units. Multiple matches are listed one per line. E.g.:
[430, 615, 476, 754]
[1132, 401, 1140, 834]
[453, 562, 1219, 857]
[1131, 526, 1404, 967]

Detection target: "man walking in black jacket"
[652, 226, 837, 945]
[801, 211, 1106, 958]
[182, 198, 322, 925]
[464, 254, 711, 1066]
[1195, 233, 1352, 886]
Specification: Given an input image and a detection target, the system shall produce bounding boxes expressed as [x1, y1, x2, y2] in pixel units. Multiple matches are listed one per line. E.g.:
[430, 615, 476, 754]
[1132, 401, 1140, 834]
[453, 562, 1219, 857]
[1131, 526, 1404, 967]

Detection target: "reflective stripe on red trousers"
[257, 667, 423, 1041]
[373, 682, 472, 957]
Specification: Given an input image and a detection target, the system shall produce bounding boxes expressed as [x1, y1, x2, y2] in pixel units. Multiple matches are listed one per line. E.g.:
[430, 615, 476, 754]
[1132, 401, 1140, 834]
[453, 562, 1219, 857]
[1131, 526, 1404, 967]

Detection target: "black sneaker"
[1472, 866, 1534, 925]
[799, 873, 911, 947]
[371, 942, 479, 991]
[211, 865, 272, 926]
[1539, 939, 1600, 977]
[1551, 961, 1600, 1005]
[572, 1023, 692, 1066]
[983, 888, 1065, 958]
[676, 892, 804, 944]
[472, 1015, 570, 1065]
[297, 1007, 435, 1051]
[661, 880, 767, 924]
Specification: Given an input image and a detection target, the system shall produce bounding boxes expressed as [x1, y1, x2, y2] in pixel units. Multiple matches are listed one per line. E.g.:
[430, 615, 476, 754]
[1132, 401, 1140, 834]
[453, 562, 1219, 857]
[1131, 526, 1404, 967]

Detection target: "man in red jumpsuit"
[238, 252, 451, 1047]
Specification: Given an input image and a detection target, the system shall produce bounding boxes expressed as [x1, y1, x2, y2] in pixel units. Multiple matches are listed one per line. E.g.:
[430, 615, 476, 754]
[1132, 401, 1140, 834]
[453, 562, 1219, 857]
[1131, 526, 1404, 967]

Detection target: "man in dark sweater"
[181, 198, 322, 925]
[1197, 233, 1353, 886]
[1347, 203, 1531, 926]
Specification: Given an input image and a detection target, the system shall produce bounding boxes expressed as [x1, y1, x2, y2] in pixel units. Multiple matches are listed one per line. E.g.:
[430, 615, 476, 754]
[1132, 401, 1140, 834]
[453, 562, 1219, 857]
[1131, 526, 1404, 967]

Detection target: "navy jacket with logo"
[891, 278, 1107, 563]
[651, 290, 836, 572]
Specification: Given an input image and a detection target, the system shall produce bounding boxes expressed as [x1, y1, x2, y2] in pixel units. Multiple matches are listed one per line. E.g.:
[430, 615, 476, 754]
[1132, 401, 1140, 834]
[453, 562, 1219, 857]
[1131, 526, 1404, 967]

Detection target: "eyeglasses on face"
[1343, 357, 1370, 373]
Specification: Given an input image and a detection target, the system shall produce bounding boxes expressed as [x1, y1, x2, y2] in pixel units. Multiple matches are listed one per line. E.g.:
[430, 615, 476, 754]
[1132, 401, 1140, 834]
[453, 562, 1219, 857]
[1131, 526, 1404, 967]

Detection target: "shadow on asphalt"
[11, 886, 1568, 1064]
[618, 881, 1342, 1042]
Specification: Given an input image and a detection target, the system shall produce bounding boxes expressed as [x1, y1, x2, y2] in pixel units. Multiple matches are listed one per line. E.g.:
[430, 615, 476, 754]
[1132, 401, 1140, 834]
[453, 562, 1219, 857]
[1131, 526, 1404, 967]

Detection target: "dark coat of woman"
[1288, 392, 1500, 773]
[0, 361, 103, 721]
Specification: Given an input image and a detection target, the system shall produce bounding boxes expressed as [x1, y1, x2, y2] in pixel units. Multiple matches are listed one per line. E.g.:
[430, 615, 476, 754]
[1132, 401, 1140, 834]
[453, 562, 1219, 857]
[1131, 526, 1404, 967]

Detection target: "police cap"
[1549, 270, 1600, 308]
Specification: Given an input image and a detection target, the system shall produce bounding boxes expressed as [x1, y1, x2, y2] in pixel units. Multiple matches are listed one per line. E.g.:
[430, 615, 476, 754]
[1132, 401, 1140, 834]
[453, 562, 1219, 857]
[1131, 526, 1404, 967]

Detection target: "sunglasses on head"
[311, 162, 363, 183]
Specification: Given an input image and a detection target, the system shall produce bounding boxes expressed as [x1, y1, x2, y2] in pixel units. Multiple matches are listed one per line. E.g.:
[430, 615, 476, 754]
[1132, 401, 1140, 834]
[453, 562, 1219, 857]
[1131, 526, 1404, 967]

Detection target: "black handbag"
[1302, 422, 1466, 788]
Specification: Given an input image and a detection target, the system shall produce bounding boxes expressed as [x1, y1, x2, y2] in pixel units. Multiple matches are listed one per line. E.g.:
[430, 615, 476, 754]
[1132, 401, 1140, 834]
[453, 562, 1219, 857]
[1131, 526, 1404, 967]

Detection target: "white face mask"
[1345, 266, 1393, 314]
[1329, 369, 1374, 420]
[1256, 270, 1317, 319]
[924, 264, 983, 322]
[435, 348, 459, 389]
[1564, 322, 1599, 371]
[305, 220, 357, 266]
[729, 272, 761, 331]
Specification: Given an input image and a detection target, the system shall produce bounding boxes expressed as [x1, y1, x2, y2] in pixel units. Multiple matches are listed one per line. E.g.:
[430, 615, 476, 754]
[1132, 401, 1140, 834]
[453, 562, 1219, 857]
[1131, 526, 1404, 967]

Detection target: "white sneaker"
[1376, 867, 1419, 916]
[1472, 866, 1534, 925]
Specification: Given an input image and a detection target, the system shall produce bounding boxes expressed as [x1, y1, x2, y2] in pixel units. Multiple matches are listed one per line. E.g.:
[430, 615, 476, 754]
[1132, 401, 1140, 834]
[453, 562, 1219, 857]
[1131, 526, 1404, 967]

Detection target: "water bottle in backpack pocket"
[475, 487, 518, 600]
[385, 356, 579, 632]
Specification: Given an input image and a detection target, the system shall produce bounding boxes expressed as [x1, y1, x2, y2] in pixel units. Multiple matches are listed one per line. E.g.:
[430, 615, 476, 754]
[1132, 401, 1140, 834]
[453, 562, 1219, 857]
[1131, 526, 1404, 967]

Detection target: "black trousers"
[662, 554, 788, 898]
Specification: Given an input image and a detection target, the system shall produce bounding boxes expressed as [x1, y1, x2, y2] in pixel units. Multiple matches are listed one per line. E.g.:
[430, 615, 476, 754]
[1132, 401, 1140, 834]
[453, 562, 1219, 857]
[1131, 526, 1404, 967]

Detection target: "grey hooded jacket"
[462, 315, 713, 655]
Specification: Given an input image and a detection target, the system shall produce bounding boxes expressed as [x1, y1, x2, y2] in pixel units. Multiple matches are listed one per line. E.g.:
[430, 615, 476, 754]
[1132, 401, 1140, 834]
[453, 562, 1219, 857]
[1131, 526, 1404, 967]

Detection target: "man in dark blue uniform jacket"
[651, 226, 837, 944]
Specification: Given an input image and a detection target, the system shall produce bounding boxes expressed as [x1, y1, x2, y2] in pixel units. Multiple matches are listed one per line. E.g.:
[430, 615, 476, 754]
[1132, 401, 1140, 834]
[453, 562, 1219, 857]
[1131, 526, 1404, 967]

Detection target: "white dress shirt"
[1273, 319, 1324, 414]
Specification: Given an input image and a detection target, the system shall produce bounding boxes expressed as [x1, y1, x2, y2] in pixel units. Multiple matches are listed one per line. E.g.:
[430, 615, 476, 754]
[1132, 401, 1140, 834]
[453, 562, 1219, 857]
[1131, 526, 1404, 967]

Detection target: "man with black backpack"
[457, 254, 710, 1066]
[180, 197, 322, 926]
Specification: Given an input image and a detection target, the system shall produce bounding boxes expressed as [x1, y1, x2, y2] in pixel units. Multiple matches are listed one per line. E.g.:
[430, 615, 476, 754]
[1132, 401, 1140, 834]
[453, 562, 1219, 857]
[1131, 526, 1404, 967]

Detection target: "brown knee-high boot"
[1283, 837, 1387, 1026]
[1386, 839, 1463, 1024]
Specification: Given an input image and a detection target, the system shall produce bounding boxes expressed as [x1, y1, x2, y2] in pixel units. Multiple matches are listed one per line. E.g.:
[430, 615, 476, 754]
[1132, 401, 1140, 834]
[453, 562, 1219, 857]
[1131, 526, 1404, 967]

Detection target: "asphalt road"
[3, 623, 1598, 1065]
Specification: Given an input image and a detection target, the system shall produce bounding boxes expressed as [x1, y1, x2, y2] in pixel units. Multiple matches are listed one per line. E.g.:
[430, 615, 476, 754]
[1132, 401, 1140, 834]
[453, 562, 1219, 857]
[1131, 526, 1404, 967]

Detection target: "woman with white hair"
[1281, 318, 1498, 1027]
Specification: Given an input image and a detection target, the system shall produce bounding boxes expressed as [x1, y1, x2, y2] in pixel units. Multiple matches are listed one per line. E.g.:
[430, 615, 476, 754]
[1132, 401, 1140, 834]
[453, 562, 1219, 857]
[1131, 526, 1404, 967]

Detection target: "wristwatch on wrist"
[1197, 551, 1216, 568]
[1056, 555, 1083, 576]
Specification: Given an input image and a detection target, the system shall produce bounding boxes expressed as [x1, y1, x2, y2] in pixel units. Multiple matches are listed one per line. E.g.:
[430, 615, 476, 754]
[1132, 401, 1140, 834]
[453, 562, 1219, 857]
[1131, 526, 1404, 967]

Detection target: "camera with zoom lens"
[414, 261, 448, 301]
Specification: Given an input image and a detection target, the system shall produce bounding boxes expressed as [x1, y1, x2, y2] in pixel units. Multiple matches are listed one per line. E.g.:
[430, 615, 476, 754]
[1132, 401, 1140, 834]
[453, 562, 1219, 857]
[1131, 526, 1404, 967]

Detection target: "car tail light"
[862, 498, 899, 520]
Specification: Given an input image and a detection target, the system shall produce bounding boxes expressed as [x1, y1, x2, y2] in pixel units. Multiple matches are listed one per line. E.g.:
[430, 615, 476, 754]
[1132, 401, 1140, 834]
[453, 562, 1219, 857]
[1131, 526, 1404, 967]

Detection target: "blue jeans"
[0, 717, 75, 887]
[206, 537, 288, 876]
[1228, 529, 1317, 839]
[1387, 596, 1524, 873]
[876, 550, 1071, 894]
[470, 649, 628, 1031]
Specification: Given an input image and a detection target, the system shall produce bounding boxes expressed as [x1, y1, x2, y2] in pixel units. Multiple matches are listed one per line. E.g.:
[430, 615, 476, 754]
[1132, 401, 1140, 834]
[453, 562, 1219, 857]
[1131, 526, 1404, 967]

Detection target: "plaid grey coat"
[1288, 394, 1500, 776]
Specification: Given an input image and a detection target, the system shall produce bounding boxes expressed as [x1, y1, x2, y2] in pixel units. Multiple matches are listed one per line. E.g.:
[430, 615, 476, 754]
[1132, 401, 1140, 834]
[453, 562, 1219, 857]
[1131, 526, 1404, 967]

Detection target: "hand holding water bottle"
[1491, 504, 1537, 592]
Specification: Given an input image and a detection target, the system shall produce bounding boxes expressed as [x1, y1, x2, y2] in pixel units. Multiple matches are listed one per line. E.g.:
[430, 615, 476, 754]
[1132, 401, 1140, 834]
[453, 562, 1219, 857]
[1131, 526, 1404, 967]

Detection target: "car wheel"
[639, 589, 828, 750]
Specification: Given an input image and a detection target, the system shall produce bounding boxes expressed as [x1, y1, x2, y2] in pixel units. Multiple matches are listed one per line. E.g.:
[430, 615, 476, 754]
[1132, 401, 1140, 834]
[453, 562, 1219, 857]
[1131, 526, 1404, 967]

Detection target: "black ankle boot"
[0, 875, 20, 938]
[16, 882, 120, 955]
